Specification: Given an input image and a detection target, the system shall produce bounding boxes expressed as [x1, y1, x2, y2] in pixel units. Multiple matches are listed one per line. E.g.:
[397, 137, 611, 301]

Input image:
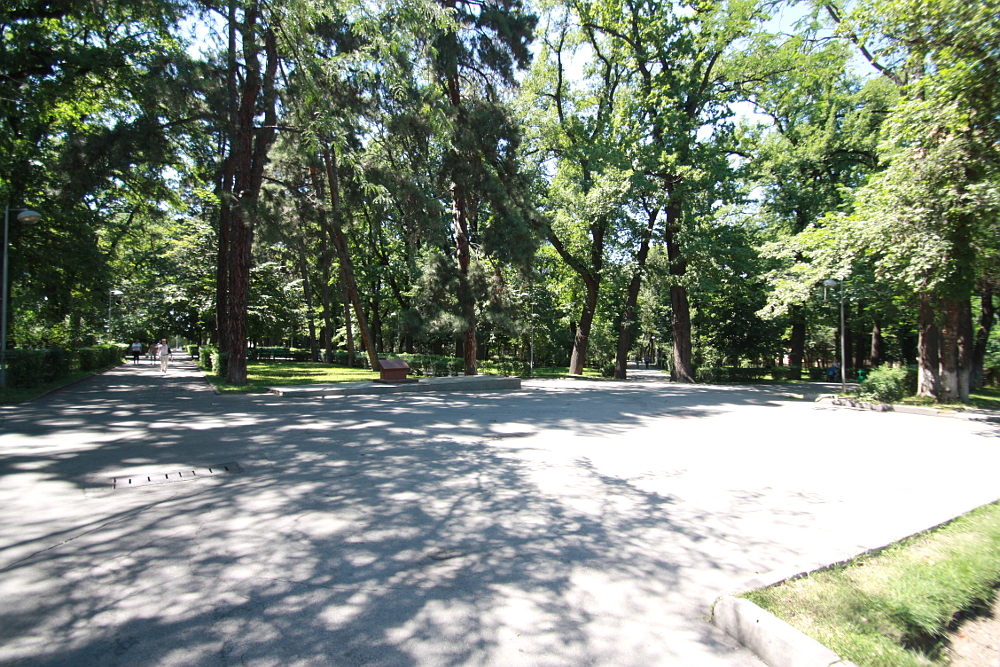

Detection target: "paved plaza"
[2, 358, 999, 666]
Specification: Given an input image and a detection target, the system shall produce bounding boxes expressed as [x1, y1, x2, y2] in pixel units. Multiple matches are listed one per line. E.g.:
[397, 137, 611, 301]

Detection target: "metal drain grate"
[110, 462, 243, 490]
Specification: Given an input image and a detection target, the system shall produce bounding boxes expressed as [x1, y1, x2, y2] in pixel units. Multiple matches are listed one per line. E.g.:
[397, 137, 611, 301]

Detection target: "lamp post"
[520, 291, 534, 377]
[823, 278, 847, 393]
[1, 207, 41, 390]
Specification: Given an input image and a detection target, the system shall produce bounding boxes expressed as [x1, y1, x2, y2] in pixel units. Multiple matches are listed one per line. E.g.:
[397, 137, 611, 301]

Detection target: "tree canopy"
[3, 0, 998, 401]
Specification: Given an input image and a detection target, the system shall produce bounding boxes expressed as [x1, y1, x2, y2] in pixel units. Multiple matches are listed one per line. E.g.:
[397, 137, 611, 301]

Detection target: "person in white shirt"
[130, 340, 142, 365]
[158, 339, 171, 374]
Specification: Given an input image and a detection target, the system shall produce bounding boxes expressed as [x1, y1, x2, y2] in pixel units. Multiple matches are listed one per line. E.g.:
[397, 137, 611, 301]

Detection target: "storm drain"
[110, 462, 244, 490]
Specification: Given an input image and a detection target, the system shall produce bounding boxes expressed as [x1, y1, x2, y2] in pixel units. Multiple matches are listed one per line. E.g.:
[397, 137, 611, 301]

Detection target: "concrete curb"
[814, 395, 1000, 422]
[713, 595, 857, 667]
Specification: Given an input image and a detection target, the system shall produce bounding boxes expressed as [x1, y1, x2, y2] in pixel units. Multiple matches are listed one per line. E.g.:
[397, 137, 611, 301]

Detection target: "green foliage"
[6, 344, 121, 388]
[211, 350, 229, 379]
[6, 348, 69, 388]
[77, 345, 125, 372]
[855, 366, 909, 403]
[199, 346, 214, 370]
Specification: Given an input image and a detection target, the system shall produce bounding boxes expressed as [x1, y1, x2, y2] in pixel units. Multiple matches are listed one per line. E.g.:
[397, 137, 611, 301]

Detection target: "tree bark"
[224, 11, 278, 385]
[341, 269, 355, 367]
[321, 145, 378, 370]
[664, 204, 694, 382]
[870, 320, 883, 368]
[296, 243, 318, 361]
[319, 239, 334, 363]
[971, 285, 995, 390]
[941, 302, 959, 401]
[917, 292, 940, 398]
[451, 179, 478, 375]
[569, 275, 599, 375]
[788, 306, 806, 379]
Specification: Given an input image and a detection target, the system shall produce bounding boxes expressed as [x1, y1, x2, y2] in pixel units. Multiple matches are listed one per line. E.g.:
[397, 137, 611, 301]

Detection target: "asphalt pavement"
[2, 358, 999, 667]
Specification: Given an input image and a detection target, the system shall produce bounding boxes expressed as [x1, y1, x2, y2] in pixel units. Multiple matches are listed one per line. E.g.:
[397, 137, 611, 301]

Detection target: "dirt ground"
[946, 595, 1000, 667]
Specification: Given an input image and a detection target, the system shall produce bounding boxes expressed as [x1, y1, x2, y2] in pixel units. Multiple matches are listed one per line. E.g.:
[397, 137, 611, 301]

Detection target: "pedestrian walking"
[130, 340, 142, 365]
[158, 339, 171, 374]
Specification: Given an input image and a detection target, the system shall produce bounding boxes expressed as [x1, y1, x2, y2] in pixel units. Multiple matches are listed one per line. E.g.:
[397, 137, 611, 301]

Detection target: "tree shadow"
[0, 362, 964, 666]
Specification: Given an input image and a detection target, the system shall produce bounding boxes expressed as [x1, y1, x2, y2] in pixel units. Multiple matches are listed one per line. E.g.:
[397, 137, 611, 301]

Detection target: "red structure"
[375, 359, 417, 384]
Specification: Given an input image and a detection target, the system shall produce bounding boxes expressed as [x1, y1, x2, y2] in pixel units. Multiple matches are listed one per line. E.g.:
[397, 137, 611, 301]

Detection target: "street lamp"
[520, 291, 534, 377]
[1, 207, 41, 390]
[108, 289, 124, 340]
[823, 278, 847, 393]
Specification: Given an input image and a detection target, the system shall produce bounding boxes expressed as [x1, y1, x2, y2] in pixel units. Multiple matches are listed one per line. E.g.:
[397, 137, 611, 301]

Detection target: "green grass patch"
[743, 501, 1000, 667]
[529, 366, 602, 378]
[207, 361, 379, 393]
[205, 361, 605, 392]
[896, 386, 1000, 411]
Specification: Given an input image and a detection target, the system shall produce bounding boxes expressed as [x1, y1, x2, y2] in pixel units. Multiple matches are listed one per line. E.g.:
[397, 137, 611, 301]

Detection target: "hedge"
[3, 345, 124, 390]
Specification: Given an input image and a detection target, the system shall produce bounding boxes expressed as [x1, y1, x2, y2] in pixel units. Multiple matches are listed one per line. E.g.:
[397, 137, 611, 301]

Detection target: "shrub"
[211, 349, 229, 378]
[6, 349, 48, 388]
[808, 367, 828, 381]
[601, 363, 616, 377]
[771, 365, 801, 381]
[856, 365, 908, 403]
[199, 346, 214, 370]
[77, 344, 124, 371]
[186, 344, 199, 358]
[695, 366, 725, 383]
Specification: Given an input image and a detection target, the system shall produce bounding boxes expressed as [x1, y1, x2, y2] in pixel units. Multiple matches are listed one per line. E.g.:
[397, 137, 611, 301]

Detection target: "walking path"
[2, 360, 999, 667]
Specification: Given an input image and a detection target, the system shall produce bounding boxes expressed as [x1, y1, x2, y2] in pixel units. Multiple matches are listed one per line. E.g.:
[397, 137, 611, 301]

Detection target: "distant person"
[150, 341, 160, 365]
[827, 361, 840, 382]
[643, 355, 650, 369]
[158, 339, 171, 374]
[130, 340, 142, 365]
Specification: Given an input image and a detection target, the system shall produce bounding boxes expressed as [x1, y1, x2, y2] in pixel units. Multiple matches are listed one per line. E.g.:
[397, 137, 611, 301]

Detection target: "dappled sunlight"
[3, 362, 1000, 665]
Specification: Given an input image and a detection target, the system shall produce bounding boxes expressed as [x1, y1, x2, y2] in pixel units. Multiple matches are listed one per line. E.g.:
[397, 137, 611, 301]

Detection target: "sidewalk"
[2, 361, 999, 667]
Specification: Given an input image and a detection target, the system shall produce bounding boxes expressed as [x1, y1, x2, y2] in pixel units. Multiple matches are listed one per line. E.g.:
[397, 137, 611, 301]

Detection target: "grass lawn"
[207, 362, 379, 393]
[743, 501, 1000, 667]
[527, 366, 603, 378]
[898, 386, 1000, 411]
[204, 361, 605, 393]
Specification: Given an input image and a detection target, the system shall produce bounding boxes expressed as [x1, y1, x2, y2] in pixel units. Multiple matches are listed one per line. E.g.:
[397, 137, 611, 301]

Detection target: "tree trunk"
[297, 243, 318, 362]
[664, 204, 694, 382]
[614, 207, 658, 379]
[971, 285, 995, 391]
[224, 12, 278, 385]
[451, 179, 477, 375]
[342, 270, 355, 367]
[940, 297, 972, 403]
[917, 293, 940, 399]
[569, 275, 599, 375]
[321, 145, 379, 370]
[670, 285, 694, 382]
[870, 320, 883, 368]
[788, 306, 806, 379]
[319, 241, 334, 363]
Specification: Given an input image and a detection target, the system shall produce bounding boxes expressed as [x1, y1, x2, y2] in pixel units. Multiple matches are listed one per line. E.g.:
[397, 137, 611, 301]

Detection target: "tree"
[430, 0, 536, 374]
[519, 12, 632, 375]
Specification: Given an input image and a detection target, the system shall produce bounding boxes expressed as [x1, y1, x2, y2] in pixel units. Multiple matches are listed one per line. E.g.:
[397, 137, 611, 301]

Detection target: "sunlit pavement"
[2, 359, 998, 666]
